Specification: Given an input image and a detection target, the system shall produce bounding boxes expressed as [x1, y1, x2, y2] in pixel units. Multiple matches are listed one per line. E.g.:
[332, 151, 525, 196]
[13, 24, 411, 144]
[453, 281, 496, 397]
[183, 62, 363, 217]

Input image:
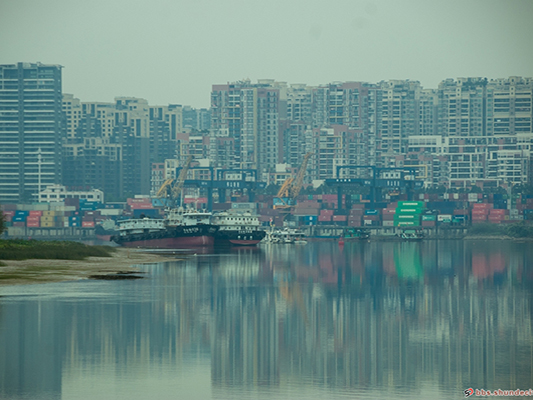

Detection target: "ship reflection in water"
[0, 241, 532, 400]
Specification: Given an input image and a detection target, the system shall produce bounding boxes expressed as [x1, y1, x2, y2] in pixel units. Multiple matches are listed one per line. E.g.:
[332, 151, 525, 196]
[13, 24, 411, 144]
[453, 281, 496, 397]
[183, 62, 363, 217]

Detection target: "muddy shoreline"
[0, 248, 178, 286]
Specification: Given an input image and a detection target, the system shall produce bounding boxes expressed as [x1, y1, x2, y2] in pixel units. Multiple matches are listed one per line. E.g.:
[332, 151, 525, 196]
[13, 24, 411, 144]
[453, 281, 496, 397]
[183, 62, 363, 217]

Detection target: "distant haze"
[1, 0, 532, 108]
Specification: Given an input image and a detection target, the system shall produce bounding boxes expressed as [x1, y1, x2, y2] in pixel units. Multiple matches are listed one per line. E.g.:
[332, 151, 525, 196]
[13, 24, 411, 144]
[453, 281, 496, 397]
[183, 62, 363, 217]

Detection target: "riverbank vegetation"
[468, 222, 533, 238]
[0, 240, 116, 263]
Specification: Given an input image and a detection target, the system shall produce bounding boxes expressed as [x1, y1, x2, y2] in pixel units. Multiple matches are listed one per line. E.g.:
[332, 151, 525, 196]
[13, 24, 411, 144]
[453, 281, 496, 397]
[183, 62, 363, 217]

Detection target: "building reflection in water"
[0, 241, 532, 399]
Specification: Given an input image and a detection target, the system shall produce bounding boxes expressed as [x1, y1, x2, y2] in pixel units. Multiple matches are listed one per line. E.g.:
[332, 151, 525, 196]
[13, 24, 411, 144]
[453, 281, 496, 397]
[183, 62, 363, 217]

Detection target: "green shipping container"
[394, 221, 421, 227]
[422, 215, 437, 221]
[398, 201, 425, 207]
[395, 208, 423, 214]
[394, 214, 419, 220]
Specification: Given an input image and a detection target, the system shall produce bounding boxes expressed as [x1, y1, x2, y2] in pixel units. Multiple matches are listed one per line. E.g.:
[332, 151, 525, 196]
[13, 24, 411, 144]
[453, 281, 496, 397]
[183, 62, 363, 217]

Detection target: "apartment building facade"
[0, 63, 64, 203]
[211, 80, 280, 172]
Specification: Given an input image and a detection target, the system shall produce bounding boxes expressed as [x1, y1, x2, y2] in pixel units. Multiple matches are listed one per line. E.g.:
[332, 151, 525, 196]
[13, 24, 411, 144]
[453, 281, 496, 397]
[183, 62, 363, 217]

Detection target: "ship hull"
[215, 229, 266, 247]
[111, 224, 218, 249]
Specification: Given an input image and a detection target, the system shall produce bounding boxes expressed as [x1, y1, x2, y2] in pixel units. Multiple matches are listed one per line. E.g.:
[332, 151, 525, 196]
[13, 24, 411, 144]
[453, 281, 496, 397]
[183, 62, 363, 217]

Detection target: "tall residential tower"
[0, 63, 63, 203]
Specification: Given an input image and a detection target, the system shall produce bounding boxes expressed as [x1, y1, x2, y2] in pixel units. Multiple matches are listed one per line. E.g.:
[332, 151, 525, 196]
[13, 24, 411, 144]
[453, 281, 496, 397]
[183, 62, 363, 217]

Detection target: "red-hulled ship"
[111, 208, 218, 248]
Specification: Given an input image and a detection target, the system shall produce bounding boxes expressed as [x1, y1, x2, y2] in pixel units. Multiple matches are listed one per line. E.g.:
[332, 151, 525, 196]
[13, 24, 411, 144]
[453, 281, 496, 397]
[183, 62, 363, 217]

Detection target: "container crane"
[156, 155, 194, 206]
[274, 152, 313, 210]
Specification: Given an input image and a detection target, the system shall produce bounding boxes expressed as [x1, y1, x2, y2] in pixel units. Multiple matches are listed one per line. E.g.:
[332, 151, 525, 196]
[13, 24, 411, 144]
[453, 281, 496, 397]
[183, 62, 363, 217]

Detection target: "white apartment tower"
[0, 63, 64, 203]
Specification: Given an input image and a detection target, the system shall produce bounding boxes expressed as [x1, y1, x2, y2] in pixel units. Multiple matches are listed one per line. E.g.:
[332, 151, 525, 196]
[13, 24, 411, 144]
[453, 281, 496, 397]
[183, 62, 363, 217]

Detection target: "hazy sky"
[1, 0, 532, 108]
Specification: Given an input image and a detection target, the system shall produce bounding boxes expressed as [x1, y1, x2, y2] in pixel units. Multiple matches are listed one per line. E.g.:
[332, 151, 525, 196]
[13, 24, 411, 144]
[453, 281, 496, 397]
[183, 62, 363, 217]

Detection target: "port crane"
[274, 152, 313, 210]
[156, 155, 194, 206]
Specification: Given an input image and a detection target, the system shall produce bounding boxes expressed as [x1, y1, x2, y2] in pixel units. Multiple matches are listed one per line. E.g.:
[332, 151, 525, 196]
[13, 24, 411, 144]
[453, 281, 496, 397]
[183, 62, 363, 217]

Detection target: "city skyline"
[1, 0, 532, 108]
[2, 61, 532, 203]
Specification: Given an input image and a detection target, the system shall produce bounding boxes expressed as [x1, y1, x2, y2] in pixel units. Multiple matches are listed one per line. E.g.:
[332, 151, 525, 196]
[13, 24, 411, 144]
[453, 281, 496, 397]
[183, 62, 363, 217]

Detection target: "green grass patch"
[468, 223, 508, 236]
[0, 240, 116, 261]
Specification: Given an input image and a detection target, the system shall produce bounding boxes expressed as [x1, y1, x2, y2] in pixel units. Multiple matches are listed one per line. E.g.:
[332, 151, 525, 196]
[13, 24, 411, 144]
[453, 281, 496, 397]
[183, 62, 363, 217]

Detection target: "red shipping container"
[3, 210, 15, 217]
[82, 221, 95, 228]
[29, 210, 43, 217]
[318, 215, 332, 222]
[383, 208, 396, 214]
[128, 198, 151, 204]
[332, 215, 347, 222]
[471, 210, 488, 216]
[351, 204, 365, 210]
[26, 221, 40, 227]
[322, 195, 337, 202]
[131, 203, 155, 209]
[453, 209, 468, 215]
[489, 209, 508, 215]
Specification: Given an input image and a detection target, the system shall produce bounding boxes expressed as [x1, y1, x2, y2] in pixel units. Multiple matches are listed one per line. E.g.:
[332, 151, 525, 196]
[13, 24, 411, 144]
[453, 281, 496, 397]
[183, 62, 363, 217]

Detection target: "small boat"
[398, 228, 424, 241]
[341, 227, 370, 241]
[263, 228, 307, 244]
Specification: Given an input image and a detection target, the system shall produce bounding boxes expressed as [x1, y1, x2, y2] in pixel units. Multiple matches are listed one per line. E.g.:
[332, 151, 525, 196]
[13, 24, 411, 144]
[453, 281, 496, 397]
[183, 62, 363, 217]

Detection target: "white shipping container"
[51, 205, 77, 212]
[100, 209, 123, 216]
[231, 202, 257, 210]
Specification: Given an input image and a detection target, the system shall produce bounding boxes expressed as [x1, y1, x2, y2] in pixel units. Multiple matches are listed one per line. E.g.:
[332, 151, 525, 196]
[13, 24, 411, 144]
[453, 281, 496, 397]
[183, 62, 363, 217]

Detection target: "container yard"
[1, 191, 533, 240]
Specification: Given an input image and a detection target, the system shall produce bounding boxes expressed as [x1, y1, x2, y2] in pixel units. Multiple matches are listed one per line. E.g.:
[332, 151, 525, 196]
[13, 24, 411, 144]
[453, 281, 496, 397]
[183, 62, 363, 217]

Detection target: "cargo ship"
[111, 208, 218, 248]
[211, 210, 266, 246]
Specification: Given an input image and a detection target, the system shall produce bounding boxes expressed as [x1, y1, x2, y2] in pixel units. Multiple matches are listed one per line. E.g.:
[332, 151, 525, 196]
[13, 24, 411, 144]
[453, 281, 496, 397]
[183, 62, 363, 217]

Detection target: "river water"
[0, 240, 532, 400]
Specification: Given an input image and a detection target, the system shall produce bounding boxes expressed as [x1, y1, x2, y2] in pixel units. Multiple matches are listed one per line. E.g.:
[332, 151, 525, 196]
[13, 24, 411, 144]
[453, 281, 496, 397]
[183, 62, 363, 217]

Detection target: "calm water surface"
[1, 240, 532, 400]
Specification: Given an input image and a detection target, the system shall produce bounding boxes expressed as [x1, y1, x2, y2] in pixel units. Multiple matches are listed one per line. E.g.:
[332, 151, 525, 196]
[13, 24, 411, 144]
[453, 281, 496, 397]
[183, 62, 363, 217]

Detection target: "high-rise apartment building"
[486, 76, 533, 136]
[149, 104, 182, 163]
[0, 62, 63, 203]
[182, 106, 211, 132]
[417, 89, 438, 136]
[377, 80, 420, 161]
[438, 78, 486, 138]
[286, 84, 313, 124]
[62, 96, 182, 200]
[211, 80, 280, 172]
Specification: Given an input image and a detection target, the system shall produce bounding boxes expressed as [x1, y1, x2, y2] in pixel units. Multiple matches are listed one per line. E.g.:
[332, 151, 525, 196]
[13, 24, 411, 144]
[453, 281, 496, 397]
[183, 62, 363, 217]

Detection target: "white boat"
[211, 210, 266, 246]
[263, 227, 307, 244]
